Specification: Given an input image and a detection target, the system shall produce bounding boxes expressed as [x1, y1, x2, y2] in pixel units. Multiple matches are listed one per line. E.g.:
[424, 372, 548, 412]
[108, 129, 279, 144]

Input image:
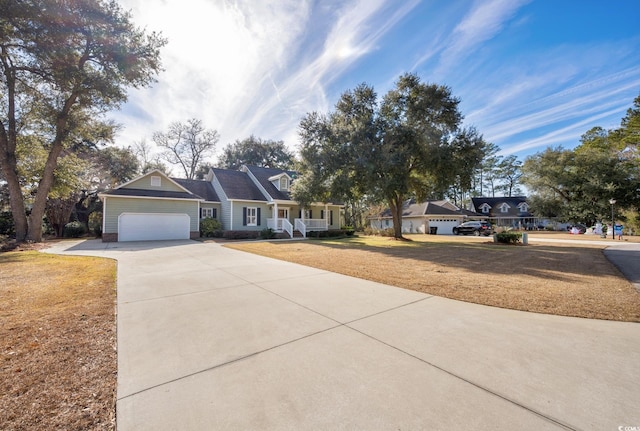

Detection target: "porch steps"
[292, 230, 304, 239]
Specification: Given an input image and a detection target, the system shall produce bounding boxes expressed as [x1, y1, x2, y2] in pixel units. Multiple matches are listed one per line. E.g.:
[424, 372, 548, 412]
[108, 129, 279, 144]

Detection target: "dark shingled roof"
[172, 178, 220, 202]
[244, 165, 297, 201]
[102, 188, 199, 200]
[212, 168, 266, 201]
[379, 199, 464, 218]
[471, 196, 532, 217]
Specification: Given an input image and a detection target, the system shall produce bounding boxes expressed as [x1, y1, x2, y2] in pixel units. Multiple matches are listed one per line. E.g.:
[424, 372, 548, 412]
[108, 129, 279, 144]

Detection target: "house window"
[150, 176, 161, 187]
[201, 208, 216, 219]
[246, 207, 257, 226]
[500, 203, 510, 213]
[242, 207, 261, 226]
[480, 203, 490, 214]
[519, 203, 529, 212]
[279, 177, 288, 191]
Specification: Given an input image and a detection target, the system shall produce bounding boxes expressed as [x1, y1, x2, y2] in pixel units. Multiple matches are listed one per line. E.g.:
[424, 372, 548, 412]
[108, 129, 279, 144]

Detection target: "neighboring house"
[369, 199, 469, 235]
[470, 196, 534, 228]
[99, 165, 343, 242]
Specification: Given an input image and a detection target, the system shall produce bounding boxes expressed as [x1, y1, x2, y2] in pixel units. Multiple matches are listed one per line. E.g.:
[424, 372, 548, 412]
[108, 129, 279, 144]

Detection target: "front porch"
[265, 201, 341, 238]
[267, 217, 328, 238]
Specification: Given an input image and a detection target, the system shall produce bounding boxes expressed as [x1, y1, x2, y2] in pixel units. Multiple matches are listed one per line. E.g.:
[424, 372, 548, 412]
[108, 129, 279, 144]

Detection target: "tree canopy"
[0, 0, 166, 241]
[294, 73, 485, 238]
[522, 94, 640, 225]
[153, 118, 218, 180]
[217, 135, 295, 171]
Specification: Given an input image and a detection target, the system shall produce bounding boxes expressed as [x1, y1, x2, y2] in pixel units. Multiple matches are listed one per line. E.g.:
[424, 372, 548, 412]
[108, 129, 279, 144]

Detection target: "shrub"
[495, 231, 522, 245]
[341, 225, 355, 236]
[260, 227, 276, 239]
[89, 212, 102, 237]
[200, 217, 223, 237]
[307, 229, 355, 239]
[380, 227, 396, 237]
[0, 211, 14, 235]
[63, 221, 87, 238]
[363, 227, 395, 236]
[222, 230, 259, 240]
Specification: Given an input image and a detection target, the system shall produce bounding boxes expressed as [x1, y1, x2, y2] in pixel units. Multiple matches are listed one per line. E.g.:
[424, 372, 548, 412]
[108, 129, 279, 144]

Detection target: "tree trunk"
[0, 57, 28, 241]
[0, 161, 28, 241]
[389, 195, 404, 239]
[26, 139, 66, 241]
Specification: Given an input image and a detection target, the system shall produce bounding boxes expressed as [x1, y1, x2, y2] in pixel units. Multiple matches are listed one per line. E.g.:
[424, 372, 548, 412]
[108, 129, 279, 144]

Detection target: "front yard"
[227, 234, 640, 322]
[0, 251, 117, 431]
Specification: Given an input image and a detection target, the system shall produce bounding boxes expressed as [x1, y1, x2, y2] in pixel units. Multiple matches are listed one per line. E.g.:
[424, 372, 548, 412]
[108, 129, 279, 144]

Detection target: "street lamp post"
[609, 198, 616, 240]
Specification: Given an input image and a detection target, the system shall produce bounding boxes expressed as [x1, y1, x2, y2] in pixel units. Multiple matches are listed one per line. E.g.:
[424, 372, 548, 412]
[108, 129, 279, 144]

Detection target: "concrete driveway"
[47, 239, 640, 430]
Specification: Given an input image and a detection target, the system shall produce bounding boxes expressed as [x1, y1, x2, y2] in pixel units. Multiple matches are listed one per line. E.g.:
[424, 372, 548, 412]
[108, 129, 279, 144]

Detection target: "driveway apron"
[46, 239, 640, 430]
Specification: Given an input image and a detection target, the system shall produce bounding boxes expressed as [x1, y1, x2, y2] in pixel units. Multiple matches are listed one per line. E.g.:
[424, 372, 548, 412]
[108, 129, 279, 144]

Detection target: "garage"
[119, 213, 190, 242]
[428, 218, 461, 235]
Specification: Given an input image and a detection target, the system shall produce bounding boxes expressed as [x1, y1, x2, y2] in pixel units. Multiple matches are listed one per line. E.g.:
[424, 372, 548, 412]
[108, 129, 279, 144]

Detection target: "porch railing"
[295, 218, 328, 237]
[294, 219, 306, 238]
[267, 217, 293, 238]
[281, 218, 293, 238]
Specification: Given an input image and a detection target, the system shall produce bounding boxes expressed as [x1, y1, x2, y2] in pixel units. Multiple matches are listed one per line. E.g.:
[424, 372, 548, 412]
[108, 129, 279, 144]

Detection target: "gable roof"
[99, 170, 201, 200]
[376, 199, 465, 218]
[211, 168, 266, 201]
[172, 178, 220, 202]
[244, 165, 297, 201]
[101, 188, 200, 200]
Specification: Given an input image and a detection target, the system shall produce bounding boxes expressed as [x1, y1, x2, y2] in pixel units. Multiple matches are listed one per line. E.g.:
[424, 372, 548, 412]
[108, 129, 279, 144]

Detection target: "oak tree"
[0, 0, 166, 241]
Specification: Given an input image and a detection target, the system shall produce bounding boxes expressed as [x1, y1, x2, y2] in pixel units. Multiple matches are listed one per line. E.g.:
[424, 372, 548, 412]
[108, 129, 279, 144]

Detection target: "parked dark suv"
[452, 221, 492, 236]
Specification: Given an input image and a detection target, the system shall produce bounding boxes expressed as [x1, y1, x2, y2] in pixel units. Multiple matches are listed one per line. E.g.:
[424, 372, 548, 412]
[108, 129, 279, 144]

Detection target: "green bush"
[0, 211, 14, 235]
[63, 221, 87, 238]
[341, 225, 355, 236]
[222, 230, 259, 240]
[260, 227, 276, 239]
[200, 217, 223, 237]
[307, 229, 353, 239]
[495, 231, 522, 244]
[89, 212, 102, 237]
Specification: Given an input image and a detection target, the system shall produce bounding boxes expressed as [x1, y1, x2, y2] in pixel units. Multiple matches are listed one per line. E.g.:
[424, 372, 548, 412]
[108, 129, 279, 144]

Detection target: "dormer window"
[269, 173, 292, 191]
[279, 176, 289, 191]
[480, 203, 491, 214]
[499, 203, 510, 213]
[518, 202, 529, 213]
[150, 176, 161, 187]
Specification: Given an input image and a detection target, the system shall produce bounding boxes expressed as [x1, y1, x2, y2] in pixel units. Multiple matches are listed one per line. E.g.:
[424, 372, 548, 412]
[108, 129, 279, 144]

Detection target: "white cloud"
[434, 0, 530, 77]
[112, 0, 419, 159]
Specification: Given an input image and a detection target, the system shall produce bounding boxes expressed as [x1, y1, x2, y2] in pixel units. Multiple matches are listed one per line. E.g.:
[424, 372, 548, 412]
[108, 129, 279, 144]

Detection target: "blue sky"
[113, 0, 640, 164]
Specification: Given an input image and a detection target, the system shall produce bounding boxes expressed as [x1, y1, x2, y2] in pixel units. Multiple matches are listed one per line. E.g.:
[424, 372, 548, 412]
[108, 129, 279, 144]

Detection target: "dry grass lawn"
[0, 251, 116, 431]
[227, 234, 640, 322]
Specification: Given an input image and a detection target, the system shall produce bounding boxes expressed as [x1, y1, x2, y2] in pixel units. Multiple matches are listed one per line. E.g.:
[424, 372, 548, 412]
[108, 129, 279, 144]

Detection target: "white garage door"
[119, 213, 190, 242]
[429, 219, 460, 235]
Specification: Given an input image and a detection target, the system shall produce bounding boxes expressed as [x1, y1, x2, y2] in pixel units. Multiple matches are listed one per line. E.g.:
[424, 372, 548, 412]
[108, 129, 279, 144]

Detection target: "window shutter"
[257, 208, 261, 226]
[243, 207, 247, 226]
[330, 210, 334, 225]
[309, 210, 313, 219]
[298, 210, 302, 218]
[213, 208, 217, 219]
[320, 210, 324, 220]
[200, 208, 203, 218]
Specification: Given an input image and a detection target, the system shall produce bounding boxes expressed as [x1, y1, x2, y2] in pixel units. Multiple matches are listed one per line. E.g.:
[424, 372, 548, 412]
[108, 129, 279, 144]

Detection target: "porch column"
[274, 202, 278, 224]
[325, 204, 329, 227]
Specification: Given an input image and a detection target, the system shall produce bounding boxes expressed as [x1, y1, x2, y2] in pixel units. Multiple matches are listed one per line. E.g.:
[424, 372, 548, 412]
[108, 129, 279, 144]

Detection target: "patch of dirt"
[227, 235, 640, 322]
[0, 252, 117, 430]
